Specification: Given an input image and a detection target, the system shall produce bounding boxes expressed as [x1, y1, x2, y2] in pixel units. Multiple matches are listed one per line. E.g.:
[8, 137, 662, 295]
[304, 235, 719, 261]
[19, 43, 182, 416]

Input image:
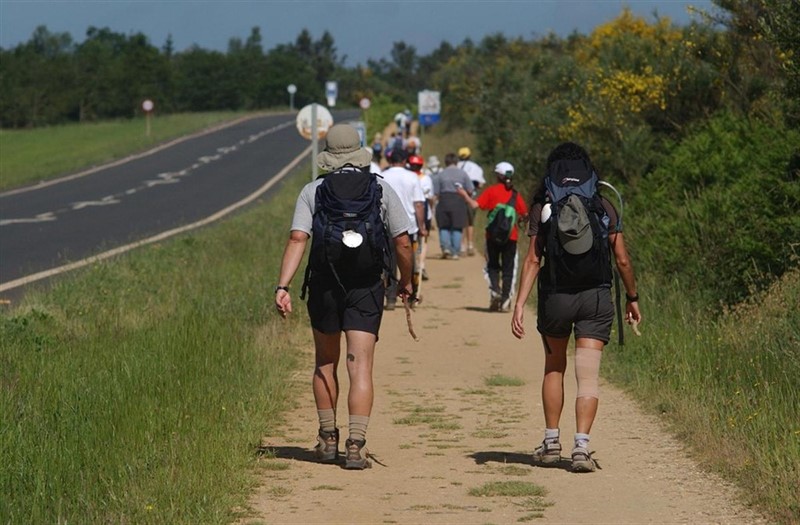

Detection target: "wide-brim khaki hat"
[317, 124, 372, 172]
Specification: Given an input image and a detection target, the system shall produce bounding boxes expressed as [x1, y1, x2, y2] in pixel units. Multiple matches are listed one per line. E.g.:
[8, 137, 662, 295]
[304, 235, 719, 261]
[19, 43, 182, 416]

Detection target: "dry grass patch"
[485, 374, 525, 387]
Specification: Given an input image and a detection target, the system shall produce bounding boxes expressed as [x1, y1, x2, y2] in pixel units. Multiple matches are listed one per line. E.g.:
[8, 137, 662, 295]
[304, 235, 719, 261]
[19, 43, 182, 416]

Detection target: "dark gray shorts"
[537, 287, 615, 344]
[307, 279, 385, 336]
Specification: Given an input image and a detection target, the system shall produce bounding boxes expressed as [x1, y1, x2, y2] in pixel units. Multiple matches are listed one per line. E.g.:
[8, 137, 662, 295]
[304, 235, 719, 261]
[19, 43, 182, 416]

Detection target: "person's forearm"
[394, 234, 414, 284]
[277, 233, 308, 287]
[616, 257, 637, 296]
[414, 202, 426, 233]
[515, 257, 539, 308]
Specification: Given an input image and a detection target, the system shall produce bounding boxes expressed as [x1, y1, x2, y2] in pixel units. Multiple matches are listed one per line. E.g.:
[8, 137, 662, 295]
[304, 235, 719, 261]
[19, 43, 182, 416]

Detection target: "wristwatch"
[274, 285, 290, 294]
[625, 292, 639, 303]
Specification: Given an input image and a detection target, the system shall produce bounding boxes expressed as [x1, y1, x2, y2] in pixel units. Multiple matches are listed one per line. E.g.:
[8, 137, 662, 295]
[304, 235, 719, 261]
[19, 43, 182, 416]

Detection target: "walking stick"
[402, 297, 420, 342]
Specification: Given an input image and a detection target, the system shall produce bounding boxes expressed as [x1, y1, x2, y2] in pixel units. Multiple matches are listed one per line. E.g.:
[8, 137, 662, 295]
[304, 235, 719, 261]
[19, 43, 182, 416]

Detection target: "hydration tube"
[598, 180, 625, 345]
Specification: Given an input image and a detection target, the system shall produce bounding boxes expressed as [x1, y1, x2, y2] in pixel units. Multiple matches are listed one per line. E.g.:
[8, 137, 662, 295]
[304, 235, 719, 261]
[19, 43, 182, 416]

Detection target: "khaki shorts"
[537, 287, 614, 344]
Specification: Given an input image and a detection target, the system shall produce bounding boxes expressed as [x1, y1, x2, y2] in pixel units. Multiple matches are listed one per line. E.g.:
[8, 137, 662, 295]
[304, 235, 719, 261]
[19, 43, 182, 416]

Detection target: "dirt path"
[247, 236, 766, 524]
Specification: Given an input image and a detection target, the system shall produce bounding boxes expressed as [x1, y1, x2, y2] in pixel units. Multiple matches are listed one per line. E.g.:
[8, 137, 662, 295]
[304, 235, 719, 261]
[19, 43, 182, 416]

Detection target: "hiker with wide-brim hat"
[274, 123, 414, 469]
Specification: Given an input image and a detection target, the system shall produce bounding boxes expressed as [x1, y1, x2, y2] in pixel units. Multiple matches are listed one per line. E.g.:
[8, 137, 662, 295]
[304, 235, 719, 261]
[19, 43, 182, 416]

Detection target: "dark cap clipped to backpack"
[557, 195, 593, 255]
[317, 124, 372, 172]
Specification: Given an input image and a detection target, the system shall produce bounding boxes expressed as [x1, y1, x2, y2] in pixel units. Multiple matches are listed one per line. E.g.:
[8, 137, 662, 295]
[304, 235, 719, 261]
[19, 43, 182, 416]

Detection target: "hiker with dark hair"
[432, 153, 474, 260]
[275, 124, 414, 470]
[458, 161, 528, 312]
[511, 142, 642, 473]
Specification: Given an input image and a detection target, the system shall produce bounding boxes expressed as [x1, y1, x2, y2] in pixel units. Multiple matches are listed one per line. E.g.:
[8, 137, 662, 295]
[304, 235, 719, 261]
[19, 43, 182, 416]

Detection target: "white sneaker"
[500, 297, 512, 312]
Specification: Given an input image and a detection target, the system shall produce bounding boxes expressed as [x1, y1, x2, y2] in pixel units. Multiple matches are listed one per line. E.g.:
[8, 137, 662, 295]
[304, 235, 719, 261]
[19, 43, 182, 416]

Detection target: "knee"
[575, 347, 602, 399]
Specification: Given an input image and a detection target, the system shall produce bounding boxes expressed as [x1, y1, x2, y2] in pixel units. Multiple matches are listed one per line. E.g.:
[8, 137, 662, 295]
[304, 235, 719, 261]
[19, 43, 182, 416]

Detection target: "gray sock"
[545, 428, 560, 442]
[317, 408, 336, 433]
[349, 415, 370, 442]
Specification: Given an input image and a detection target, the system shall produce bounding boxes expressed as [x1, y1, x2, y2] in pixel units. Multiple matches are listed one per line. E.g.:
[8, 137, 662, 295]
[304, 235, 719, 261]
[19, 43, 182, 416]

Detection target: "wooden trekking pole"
[402, 297, 420, 342]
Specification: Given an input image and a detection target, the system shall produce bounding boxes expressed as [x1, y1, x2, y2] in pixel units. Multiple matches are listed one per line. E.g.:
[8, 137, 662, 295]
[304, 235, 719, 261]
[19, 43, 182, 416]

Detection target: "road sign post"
[417, 90, 441, 137]
[296, 103, 334, 181]
[287, 84, 297, 111]
[142, 99, 154, 137]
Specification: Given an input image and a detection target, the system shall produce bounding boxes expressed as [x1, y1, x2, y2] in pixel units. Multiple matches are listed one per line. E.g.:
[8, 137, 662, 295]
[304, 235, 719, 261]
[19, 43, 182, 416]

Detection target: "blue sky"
[1, 1, 713, 65]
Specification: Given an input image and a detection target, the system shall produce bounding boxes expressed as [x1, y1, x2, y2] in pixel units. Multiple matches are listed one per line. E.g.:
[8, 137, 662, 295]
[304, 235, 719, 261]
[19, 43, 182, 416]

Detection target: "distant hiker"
[424, 155, 442, 179]
[457, 147, 486, 256]
[274, 124, 414, 470]
[406, 135, 421, 155]
[381, 148, 427, 308]
[458, 161, 528, 312]
[432, 153, 474, 260]
[407, 154, 435, 282]
[511, 142, 642, 473]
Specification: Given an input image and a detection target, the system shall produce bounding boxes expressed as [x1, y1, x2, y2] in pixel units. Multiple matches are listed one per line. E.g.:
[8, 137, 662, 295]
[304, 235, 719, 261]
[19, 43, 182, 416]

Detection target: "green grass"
[0, 164, 312, 523]
[0, 111, 251, 190]
[604, 268, 800, 524]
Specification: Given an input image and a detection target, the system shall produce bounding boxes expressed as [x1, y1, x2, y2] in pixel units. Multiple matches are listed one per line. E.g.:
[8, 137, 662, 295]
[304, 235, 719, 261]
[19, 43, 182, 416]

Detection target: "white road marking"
[0, 145, 312, 293]
[71, 195, 120, 210]
[1, 120, 297, 229]
[0, 212, 57, 226]
[0, 114, 284, 198]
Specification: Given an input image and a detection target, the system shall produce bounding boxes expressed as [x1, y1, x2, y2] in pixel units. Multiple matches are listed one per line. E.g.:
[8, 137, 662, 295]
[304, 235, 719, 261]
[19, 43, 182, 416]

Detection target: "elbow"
[615, 255, 632, 272]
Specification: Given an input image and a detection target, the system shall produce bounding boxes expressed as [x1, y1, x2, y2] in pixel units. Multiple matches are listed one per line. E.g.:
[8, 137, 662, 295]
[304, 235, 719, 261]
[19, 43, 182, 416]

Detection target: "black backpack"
[541, 159, 612, 292]
[485, 190, 518, 245]
[301, 168, 391, 298]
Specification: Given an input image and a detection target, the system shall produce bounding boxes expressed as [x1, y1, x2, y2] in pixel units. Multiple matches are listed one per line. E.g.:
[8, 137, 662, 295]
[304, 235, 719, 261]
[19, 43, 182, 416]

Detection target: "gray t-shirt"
[290, 173, 412, 238]
[432, 166, 473, 196]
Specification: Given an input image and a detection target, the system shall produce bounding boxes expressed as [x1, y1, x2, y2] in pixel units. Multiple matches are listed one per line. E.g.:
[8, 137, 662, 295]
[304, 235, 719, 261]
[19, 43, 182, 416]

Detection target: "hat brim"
[317, 147, 373, 172]
[559, 228, 593, 255]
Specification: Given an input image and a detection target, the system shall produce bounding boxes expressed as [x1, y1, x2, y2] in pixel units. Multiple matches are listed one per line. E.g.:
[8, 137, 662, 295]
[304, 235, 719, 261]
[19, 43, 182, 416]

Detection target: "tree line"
[0, 23, 460, 128]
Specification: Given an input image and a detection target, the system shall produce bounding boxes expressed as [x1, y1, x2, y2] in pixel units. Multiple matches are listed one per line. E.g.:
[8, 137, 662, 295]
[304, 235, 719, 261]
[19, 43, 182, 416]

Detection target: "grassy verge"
[0, 167, 311, 523]
[0, 111, 252, 191]
[604, 269, 800, 523]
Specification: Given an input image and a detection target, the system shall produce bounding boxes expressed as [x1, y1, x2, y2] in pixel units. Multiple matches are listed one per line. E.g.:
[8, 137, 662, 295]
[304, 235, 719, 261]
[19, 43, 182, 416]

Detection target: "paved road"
[0, 110, 359, 297]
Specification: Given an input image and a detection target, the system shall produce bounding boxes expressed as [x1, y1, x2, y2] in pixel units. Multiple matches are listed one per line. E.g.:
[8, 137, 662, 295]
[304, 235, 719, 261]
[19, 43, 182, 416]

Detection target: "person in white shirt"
[381, 149, 427, 309]
[458, 147, 486, 256]
[407, 154, 435, 282]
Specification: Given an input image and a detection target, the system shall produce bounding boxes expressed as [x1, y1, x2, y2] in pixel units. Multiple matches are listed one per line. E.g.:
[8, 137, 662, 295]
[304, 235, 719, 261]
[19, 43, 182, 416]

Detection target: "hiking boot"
[451, 253, 460, 261]
[532, 439, 562, 465]
[384, 301, 396, 311]
[489, 290, 502, 312]
[421, 269, 429, 281]
[344, 438, 371, 470]
[571, 446, 596, 473]
[441, 249, 451, 259]
[313, 429, 339, 462]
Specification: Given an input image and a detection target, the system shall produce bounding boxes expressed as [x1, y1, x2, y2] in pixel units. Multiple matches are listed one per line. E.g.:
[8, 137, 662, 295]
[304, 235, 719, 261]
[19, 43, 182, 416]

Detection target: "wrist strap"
[625, 293, 639, 302]
[274, 285, 290, 294]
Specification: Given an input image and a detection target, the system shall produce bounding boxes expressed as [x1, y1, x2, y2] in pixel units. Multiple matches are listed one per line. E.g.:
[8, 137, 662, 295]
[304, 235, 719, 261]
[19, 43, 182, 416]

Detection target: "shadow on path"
[469, 450, 574, 472]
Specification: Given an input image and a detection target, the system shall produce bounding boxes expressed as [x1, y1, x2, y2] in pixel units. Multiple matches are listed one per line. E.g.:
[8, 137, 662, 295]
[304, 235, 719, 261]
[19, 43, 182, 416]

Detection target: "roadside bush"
[629, 112, 800, 305]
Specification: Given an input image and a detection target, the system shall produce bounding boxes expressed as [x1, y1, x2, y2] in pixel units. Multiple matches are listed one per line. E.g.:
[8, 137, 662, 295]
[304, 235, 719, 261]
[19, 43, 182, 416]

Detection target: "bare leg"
[345, 330, 377, 416]
[574, 337, 604, 434]
[312, 329, 341, 411]
[542, 335, 569, 429]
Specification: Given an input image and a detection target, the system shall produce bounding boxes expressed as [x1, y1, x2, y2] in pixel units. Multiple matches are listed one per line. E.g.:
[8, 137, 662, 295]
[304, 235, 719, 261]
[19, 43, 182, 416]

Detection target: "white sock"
[574, 432, 590, 449]
[545, 428, 560, 442]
